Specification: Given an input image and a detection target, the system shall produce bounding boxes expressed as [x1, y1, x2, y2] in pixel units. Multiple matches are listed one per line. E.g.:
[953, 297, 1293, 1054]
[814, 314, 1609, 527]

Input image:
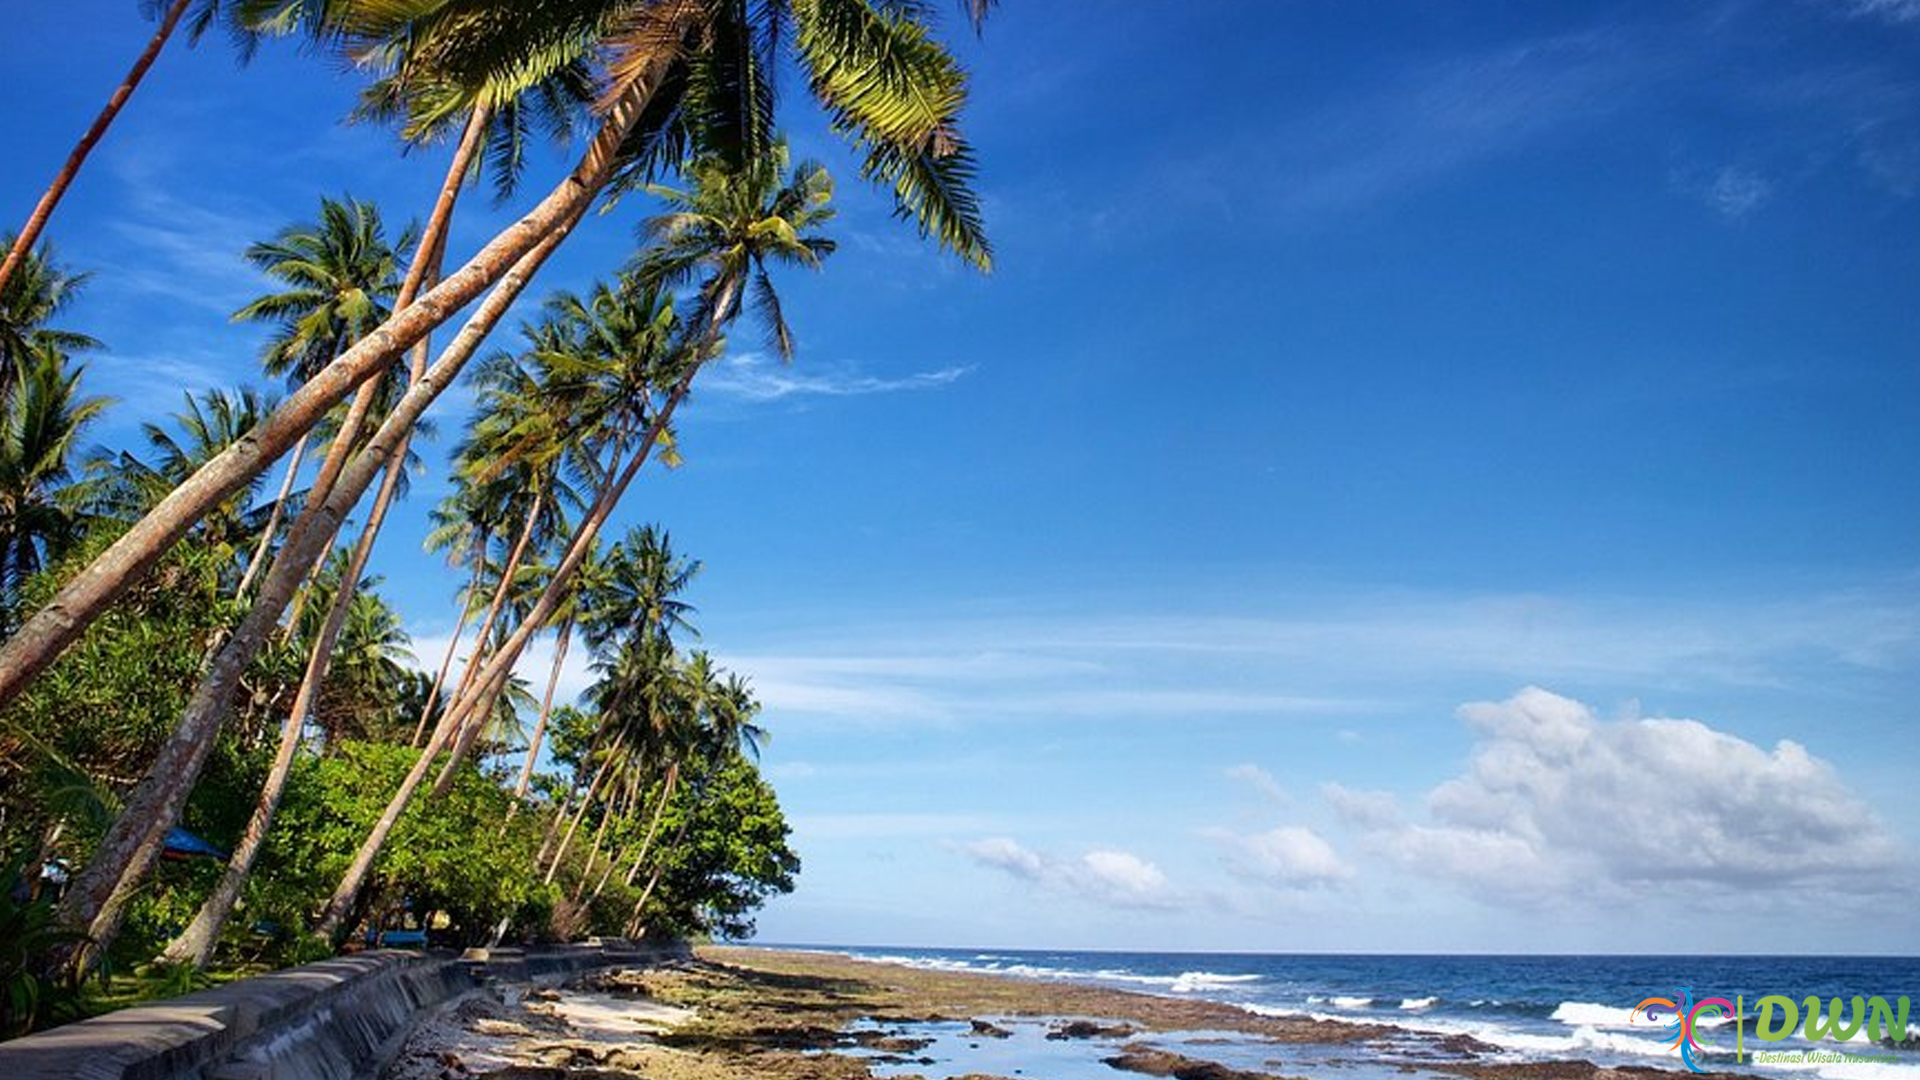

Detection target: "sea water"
[769, 945, 1920, 1080]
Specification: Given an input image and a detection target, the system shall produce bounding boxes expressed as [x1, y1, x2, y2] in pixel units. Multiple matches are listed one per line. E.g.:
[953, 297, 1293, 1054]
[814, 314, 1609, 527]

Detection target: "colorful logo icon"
[1633, 988, 1738, 1072]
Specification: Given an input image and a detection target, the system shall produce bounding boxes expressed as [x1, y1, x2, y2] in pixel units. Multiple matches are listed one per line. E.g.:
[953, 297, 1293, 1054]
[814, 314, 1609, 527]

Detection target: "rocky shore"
[381, 947, 1751, 1080]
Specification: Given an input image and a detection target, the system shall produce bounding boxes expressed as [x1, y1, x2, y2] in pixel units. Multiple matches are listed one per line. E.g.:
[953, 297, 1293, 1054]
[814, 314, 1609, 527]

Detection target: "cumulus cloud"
[1208, 825, 1354, 887]
[1335, 688, 1908, 902]
[963, 837, 1185, 910]
[1225, 763, 1288, 803]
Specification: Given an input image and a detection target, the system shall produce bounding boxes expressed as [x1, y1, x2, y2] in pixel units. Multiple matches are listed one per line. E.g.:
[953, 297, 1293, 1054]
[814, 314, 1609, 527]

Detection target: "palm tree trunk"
[542, 735, 624, 884]
[51, 212, 583, 975]
[159, 397, 418, 969]
[0, 0, 190, 294]
[0, 64, 674, 711]
[426, 491, 543, 788]
[621, 761, 680, 887]
[235, 431, 308, 596]
[624, 815, 693, 936]
[507, 617, 572, 819]
[412, 546, 481, 747]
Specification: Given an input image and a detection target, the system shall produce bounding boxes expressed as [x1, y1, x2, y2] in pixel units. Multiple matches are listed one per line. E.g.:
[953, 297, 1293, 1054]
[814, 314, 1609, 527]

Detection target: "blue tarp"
[162, 826, 229, 860]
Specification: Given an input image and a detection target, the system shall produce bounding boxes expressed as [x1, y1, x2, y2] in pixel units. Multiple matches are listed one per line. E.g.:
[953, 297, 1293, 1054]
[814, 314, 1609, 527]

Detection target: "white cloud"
[1225, 763, 1288, 803]
[1208, 825, 1354, 887]
[963, 837, 1186, 911]
[1840, 0, 1920, 24]
[1673, 165, 1774, 220]
[699, 352, 973, 403]
[1341, 687, 1911, 903]
[1322, 783, 1404, 830]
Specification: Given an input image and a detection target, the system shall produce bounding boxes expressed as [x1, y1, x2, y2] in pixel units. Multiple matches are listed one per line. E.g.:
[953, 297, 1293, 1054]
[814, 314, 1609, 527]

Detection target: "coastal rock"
[1101, 1043, 1296, 1080]
[1049, 1019, 1139, 1040]
[967, 1014, 1013, 1037]
[971, 1019, 1015, 1038]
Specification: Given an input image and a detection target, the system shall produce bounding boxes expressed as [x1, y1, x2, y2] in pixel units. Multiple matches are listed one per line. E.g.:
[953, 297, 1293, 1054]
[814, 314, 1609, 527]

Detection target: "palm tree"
[40, 1, 993, 968]
[157, 549, 415, 969]
[0, 348, 111, 620]
[356, 145, 832, 936]
[0, 0, 991, 713]
[0, 1, 245, 294]
[423, 140, 836, 775]
[0, 237, 100, 402]
[233, 195, 415, 595]
[80, 388, 273, 575]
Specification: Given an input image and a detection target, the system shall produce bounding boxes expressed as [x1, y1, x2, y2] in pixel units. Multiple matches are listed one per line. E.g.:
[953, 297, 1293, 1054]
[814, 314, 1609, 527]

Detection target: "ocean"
[769, 945, 1920, 1080]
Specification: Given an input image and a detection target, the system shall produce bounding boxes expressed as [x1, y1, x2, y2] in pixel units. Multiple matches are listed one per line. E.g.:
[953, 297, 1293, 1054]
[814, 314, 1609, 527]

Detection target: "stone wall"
[0, 940, 687, 1080]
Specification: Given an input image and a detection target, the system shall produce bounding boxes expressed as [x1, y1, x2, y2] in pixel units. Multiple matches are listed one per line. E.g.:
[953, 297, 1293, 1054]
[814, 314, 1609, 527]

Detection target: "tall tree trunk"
[273, 103, 488, 635]
[0, 67, 671, 710]
[621, 761, 680, 887]
[624, 815, 693, 937]
[68, 112, 492, 972]
[507, 617, 573, 819]
[235, 431, 308, 596]
[414, 535, 485, 747]
[541, 733, 625, 884]
[51, 211, 582, 975]
[0, 0, 190, 293]
[426, 491, 544, 788]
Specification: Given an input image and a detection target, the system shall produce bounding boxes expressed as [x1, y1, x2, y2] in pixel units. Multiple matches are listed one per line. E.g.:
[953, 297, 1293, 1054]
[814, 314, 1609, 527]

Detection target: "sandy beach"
[381, 946, 1747, 1080]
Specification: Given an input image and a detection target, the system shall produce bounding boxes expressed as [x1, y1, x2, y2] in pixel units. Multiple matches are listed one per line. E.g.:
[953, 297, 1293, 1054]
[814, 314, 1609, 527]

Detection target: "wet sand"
[381, 946, 1745, 1080]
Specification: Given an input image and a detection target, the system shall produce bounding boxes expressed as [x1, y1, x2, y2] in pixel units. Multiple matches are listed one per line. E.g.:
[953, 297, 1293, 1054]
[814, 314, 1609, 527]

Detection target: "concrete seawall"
[0, 940, 688, 1080]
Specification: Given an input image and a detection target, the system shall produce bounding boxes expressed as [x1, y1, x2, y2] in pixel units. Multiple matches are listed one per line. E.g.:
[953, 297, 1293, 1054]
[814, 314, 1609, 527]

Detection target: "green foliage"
[0, 859, 87, 1037]
[640, 753, 797, 940]
[0, 534, 292, 864]
[260, 742, 554, 945]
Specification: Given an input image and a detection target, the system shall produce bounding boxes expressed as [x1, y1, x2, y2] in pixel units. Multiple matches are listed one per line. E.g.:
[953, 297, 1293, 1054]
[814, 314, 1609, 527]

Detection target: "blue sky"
[5, 0, 1919, 953]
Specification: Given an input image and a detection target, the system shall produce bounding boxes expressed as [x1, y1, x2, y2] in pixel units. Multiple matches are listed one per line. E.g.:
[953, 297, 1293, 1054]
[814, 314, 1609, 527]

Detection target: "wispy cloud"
[1225, 764, 1289, 804]
[719, 579, 1920, 729]
[1673, 164, 1776, 220]
[1838, 0, 1920, 24]
[699, 352, 974, 404]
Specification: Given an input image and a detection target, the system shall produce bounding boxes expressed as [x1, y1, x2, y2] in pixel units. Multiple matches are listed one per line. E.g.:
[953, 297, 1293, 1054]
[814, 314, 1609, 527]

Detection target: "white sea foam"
[1400, 997, 1439, 1010]
[1330, 996, 1375, 1009]
[1551, 1001, 1646, 1027]
[1170, 972, 1263, 993]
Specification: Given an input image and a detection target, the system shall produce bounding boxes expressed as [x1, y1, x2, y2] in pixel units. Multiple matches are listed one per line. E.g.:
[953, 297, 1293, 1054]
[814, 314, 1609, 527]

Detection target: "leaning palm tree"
[0, 348, 111, 620]
[0, 1, 248, 294]
[41, 2, 993, 969]
[316, 143, 835, 940]
[0, 0, 991, 714]
[232, 195, 414, 595]
[0, 237, 101, 402]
